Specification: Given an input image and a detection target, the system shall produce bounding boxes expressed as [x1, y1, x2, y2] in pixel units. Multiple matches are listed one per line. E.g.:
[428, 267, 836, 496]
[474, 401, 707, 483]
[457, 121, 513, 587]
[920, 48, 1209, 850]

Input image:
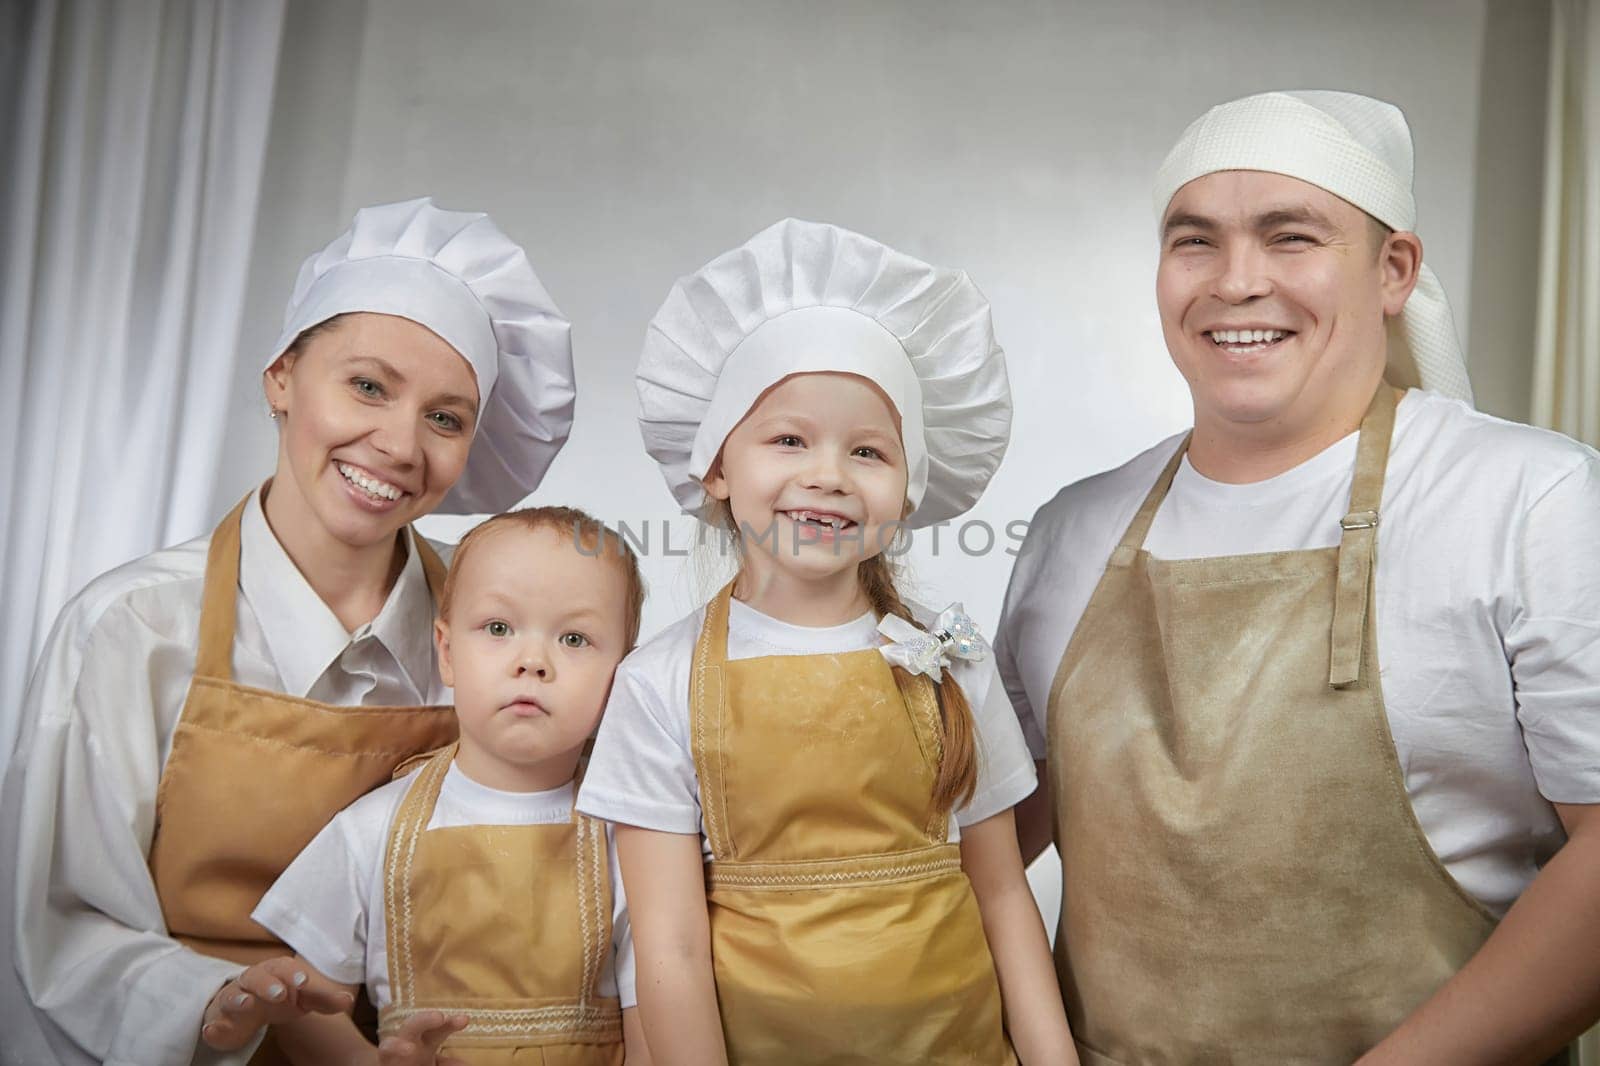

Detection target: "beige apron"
[147, 494, 459, 1064]
[1047, 387, 1506, 1065]
[379, 746, 624, 1066]
[691, 584, 1016, 1065]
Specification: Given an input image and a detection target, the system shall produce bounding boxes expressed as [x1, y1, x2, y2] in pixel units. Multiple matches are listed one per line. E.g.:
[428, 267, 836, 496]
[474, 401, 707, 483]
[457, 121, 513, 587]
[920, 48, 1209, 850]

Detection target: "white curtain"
[0, 0, 286, 755]
[1533, 0, 1600, 450]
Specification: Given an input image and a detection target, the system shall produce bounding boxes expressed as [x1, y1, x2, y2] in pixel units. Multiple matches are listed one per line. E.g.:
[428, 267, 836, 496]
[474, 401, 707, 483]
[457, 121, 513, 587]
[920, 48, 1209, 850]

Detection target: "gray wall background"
[219, 0, 1552, 643]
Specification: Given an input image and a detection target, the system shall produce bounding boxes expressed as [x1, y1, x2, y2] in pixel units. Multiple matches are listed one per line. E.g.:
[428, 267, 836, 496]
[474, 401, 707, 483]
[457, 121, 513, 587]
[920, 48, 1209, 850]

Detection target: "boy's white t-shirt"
[577, 596, 1039, 856]
[253, 763, 635, 1009]
[996, 390, 1600, 915]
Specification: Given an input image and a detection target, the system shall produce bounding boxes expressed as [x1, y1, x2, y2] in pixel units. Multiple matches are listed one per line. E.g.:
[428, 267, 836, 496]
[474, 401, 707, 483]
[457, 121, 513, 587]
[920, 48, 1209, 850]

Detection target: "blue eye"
[560, 632, 590, 648]
[485, 621, 511, 637]
[352, 377, 384, 398]
[429, 410, 464, 432]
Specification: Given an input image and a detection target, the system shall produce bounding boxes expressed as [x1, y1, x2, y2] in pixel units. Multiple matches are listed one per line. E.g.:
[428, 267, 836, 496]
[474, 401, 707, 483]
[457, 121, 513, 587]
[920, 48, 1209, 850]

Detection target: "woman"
[0, 197, 575, 1066]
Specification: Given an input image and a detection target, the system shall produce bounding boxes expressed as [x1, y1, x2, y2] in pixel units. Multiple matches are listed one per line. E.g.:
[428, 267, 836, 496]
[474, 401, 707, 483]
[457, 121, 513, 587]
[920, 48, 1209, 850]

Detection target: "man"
[998, 90, 1600, 1065]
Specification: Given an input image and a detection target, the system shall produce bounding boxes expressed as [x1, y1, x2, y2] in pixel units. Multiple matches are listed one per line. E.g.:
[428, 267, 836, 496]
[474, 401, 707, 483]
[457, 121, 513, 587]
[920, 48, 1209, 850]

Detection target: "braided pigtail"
[858, 554, 979, 816]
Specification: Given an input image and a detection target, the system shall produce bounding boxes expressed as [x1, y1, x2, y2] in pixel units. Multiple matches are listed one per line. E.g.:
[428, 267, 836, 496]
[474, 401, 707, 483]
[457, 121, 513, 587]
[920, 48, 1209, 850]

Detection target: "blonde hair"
[703, 499, 978, 815]
[440, 506, 646, 649]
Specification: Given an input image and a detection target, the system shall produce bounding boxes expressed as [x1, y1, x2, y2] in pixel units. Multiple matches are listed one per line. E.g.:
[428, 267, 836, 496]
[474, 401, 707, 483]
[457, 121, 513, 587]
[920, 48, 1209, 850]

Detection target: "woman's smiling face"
[263, 312, 481, 550]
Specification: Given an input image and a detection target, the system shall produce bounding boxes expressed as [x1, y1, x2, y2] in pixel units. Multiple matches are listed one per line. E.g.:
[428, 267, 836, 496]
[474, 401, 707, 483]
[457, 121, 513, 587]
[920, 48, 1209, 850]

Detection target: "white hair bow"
[876, 604, 989, 682]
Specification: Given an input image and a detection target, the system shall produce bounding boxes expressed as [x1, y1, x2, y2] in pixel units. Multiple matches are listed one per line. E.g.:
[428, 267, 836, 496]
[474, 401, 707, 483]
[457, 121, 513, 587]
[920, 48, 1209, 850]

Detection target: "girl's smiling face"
[703, 371, 909, 593]
[263, 312, 480, 551]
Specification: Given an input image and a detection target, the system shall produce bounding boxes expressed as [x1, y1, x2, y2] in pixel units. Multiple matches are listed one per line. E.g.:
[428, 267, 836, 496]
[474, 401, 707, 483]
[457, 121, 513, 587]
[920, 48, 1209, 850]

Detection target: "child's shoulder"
[615, 605, 707, 684]
[324, 770, 418, 847]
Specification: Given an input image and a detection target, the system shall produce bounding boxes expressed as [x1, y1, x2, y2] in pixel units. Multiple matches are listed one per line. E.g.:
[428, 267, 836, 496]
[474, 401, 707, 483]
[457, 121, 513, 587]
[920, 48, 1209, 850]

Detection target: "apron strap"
[382, 744, 457, 1013]
[193, 495, 254, 681]
[573, 813, 614, 1006]
[412, 531, 448, 603]
[1111, 436, 1190, 565]
[1328, 386, 1399, 688]
[689, 584, 738, 860]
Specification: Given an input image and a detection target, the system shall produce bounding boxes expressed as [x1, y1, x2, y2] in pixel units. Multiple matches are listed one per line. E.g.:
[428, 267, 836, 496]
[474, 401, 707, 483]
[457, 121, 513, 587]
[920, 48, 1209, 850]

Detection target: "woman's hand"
[375, 1010, 471, 1066]
[199, 956, 355, 1050]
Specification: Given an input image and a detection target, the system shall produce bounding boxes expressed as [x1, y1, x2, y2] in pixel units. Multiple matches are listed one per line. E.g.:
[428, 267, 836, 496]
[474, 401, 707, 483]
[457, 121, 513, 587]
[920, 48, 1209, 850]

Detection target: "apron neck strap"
[413, 532, 448, 603]
[194, 489, 445, 684]
[1328, 385, 1399, 688]
[192, 495, 253, 681]
[1113, 435, 1191, 562]
[696, 582, 737, 669]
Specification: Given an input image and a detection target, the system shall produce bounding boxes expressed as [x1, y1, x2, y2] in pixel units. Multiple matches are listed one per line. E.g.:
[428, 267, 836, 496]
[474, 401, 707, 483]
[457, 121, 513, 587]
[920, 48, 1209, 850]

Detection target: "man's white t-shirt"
[253, 763, 636, 1009]
[996, 390, 1600, 915]
[577, 596, 1039, 854]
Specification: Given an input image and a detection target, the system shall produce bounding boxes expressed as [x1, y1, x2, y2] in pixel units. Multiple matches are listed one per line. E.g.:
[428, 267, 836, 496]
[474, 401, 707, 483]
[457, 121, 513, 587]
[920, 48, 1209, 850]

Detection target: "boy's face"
[435, 523, 631, 790]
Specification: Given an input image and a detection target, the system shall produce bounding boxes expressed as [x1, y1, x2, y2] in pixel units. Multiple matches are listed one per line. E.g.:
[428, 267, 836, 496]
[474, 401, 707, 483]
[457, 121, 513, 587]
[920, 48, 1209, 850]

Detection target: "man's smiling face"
[1156, 170, 1403, 435]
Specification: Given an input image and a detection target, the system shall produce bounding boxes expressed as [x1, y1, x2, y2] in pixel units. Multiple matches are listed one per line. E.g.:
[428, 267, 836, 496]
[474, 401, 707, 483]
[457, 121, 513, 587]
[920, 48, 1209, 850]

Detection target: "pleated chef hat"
[266, 197, 576, 513]
[1153, 90, 1474, 405]
[636, 218, 1012, 528]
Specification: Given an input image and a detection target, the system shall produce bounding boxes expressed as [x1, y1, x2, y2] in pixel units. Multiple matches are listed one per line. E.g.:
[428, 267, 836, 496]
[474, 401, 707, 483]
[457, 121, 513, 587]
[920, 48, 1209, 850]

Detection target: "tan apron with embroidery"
[1045, 387, 1509, 1065]
[146, 494, 459, 1065]
[692, 584, 1016, 1065]
[379, 746, 624, 1065]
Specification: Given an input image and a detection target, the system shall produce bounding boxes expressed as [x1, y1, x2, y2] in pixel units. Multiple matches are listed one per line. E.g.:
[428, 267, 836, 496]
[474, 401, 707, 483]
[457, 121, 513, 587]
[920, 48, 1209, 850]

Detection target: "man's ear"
[433, 617, 455, 688]
[1379, 230, 1424, 318]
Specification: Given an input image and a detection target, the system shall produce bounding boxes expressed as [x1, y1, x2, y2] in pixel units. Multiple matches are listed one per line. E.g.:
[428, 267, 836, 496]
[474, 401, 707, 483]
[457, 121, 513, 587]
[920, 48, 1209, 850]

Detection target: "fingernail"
[266, 983, 285, 1000]
[291, 971, 308, 987]
[233, 993, 250, 1007]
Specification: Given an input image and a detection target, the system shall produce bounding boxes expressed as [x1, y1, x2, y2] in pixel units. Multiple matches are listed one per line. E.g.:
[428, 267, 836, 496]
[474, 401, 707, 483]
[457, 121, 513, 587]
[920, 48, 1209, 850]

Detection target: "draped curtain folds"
[1532, 0, 1600, 1049]
[1533, 0, 1600, 449]
[0, 0, 286, 755]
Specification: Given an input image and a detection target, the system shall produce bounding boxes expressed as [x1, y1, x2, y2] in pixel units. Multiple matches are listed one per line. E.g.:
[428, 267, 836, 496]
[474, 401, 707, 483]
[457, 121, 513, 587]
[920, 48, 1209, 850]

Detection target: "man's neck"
[1186, 385, 1397, 484]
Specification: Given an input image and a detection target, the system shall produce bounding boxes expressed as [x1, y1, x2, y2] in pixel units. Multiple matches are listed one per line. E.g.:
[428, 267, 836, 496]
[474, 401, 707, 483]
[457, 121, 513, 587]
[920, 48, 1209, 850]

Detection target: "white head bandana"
[636, 218, 1012, 528]
[1153, 90, 1474, 404]
[266, 197, 576, 513]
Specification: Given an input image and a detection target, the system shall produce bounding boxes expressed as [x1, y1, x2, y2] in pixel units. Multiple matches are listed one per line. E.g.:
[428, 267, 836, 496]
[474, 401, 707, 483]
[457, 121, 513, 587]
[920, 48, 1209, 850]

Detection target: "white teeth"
[337, 462, 402, 501]
[787, 509, 852, 529]
[1210, 329, 1287, 347]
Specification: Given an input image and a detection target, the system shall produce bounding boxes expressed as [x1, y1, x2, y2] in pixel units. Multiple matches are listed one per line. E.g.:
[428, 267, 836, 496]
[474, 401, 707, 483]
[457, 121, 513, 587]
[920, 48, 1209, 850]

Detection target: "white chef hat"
[266, 197, 576, 513]
[636, 218, 1012, 528]
[1153, 90, 1474, 405]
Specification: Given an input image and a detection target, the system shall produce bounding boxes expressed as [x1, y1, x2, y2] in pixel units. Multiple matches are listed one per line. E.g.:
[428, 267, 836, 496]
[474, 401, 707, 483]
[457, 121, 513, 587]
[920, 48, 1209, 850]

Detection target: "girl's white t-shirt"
[254, 763, 635, 1009]
[577, 596, 1038, 857]
[996, 390, 1600, 915]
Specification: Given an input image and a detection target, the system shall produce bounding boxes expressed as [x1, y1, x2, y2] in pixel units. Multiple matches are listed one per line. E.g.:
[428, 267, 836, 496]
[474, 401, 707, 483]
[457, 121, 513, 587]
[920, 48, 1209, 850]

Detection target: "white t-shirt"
[1, 489, 446, 1066]
[996, 390, 1600, 915]
[253, 763, 636, 1010]
[577, 596, 1038, 855]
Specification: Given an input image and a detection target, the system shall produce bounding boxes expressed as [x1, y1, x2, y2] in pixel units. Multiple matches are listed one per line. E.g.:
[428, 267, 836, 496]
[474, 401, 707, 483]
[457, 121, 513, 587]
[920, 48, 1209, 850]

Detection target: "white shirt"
[253, 763, 636, 1011]
[577, 596, 1038, 854]
[0, 490, 448, 1066]
[996, 390, 1600, 915]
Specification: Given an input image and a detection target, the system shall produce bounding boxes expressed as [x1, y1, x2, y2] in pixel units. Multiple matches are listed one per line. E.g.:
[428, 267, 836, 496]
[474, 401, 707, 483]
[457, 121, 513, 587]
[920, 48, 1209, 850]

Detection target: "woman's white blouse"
[0, 490, 446, 1066]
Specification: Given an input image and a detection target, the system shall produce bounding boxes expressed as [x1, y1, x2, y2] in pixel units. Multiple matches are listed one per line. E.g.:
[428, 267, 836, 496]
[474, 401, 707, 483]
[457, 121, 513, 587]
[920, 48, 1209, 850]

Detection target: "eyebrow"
[1162, 211, 1216, 238]
[1163, 204, 1340, 239]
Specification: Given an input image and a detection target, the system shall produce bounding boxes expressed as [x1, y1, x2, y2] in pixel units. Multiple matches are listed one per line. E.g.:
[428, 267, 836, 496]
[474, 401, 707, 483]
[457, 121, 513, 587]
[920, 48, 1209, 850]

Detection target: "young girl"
[201, 507, 652, 1065]
[578, 219, 1076, 1064]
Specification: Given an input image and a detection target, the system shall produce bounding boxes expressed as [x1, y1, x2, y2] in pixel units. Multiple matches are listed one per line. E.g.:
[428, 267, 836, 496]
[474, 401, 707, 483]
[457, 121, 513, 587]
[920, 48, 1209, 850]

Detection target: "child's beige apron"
[1046, 386, 1515, 1064]
[146, 494, 458, 1064]
[691, 584, 1017, 1065]
[379, 746, 624, 1065]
